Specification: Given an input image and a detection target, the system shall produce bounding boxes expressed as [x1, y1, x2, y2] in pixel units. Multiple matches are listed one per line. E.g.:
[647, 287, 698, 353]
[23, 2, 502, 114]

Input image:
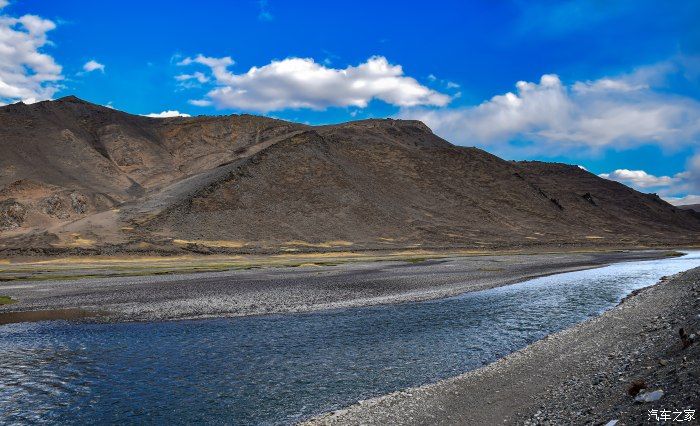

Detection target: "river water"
[1, 252, 698, 424]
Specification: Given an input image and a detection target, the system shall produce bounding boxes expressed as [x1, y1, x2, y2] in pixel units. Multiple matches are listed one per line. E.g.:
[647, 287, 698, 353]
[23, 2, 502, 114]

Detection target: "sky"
[1, 0, 699, 204]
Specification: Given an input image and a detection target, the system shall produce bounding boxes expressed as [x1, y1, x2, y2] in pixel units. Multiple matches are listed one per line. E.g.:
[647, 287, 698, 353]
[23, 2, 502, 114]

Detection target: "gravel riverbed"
[0, 251, 668, 323]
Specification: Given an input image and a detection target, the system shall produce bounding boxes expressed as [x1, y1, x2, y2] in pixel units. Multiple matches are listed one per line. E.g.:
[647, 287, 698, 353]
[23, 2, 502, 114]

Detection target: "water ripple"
[1, 252, 699, 425]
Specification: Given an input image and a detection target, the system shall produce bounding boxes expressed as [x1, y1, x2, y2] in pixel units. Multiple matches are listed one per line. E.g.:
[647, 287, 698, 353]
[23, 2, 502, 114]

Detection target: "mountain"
[1, 96, 698, 255]
[678, 204, 700, 213]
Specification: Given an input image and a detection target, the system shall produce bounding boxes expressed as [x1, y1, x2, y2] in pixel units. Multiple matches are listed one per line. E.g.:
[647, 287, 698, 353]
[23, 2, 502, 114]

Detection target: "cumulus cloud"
[144, 110, 191, 118]
[572, 78, 646, 94]
[177, 55, 234, 82]
[572, 62, 674, 94]
[598, 169, 679, 188]
[177, 55, 451, 112]
[399, 66, 700, 154]
[0, 8, 62, 104]
[82, 60, 105, 73]
[599, 153, 700, 205]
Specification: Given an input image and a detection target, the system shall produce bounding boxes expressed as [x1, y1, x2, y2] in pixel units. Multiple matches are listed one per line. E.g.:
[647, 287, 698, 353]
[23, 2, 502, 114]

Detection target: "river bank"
[0, 250, 672, 324]
[307, 267, 700, 425]
[2, 251, 697, 424]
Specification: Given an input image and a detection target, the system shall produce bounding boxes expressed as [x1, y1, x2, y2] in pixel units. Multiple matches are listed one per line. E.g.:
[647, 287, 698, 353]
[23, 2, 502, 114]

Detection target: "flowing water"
[1, 252, 699, 424]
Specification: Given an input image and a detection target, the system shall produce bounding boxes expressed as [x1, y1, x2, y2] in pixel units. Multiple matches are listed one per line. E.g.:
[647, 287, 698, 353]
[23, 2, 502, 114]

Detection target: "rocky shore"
[0, 251, 669, 323]
[307, 267, 700, 425]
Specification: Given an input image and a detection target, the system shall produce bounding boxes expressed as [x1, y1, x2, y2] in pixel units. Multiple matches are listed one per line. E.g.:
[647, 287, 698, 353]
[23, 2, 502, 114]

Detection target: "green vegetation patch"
[0, 295, 17, 305]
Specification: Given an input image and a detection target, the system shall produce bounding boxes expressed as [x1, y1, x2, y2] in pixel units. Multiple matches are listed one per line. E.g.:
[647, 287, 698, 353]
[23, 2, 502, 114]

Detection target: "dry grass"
[52, 233, 96, 248]
[0, 249, 446, 282]
[283, 240, 354, 248]
[172, 239, 248, 248]
[0, 248, 683, 283]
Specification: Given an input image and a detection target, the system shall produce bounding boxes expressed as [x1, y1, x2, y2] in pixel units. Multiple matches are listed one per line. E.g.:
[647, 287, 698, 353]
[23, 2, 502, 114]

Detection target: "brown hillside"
[0, 97, 698, 254]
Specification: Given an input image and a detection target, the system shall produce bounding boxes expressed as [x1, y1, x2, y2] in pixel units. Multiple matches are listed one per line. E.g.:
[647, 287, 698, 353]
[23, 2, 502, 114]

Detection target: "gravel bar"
[0, 251, 671, 324]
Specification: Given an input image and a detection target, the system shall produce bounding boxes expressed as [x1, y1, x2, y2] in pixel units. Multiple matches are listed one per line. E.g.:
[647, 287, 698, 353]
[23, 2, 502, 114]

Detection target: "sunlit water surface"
[2, 252, 699, 424]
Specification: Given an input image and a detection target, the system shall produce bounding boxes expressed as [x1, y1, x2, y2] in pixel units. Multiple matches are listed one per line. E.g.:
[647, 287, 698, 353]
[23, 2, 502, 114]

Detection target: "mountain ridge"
[678, 204, 700, 213]
[1, 96, 698, 255]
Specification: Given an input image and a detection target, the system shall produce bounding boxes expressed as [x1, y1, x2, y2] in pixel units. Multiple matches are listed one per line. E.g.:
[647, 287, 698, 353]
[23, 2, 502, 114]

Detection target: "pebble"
[634, 389, 664, 403]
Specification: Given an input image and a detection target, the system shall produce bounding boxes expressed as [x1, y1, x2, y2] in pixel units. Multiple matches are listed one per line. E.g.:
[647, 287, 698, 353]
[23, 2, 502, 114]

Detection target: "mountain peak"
[55, 95, 92, 104]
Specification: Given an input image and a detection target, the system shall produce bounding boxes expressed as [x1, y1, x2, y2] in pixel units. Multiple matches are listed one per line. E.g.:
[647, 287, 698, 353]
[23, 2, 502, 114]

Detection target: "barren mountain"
[1, 96, 698, 255]
[679, 204, 700, 213]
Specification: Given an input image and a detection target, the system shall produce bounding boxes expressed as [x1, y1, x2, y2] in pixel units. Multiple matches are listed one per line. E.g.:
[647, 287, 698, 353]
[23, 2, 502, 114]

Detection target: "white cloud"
[0, 8, 62, 104]
[144, 110, 191, 118]
[188, 99, 212, 107]
[571, 62, 673, 94]
[399, 66, 700, 154]
[598, 169, 679, 188]
[426, 73, 460, 90]
[178, 55, 451, 112]
[82, 59, 105, 73]
[0, 1, 9, 9]
[175, 71, 209, 84]
[667, 194, 700, 206]
[572, 78, 646, 94]
[177, 54, 234, 82]
[599, 152, 700, 205]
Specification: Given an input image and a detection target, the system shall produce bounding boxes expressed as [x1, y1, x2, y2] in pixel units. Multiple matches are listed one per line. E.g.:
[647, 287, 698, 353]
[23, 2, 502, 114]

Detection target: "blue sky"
[1, 0, 699, 204]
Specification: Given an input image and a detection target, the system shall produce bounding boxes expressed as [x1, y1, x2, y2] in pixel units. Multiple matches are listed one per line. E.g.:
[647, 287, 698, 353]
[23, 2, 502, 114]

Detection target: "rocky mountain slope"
[1, 96, 698, 254]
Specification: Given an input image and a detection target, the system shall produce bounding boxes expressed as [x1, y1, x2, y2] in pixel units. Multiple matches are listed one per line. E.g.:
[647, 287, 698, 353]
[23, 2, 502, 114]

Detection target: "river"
[1, 251, 698, 424]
